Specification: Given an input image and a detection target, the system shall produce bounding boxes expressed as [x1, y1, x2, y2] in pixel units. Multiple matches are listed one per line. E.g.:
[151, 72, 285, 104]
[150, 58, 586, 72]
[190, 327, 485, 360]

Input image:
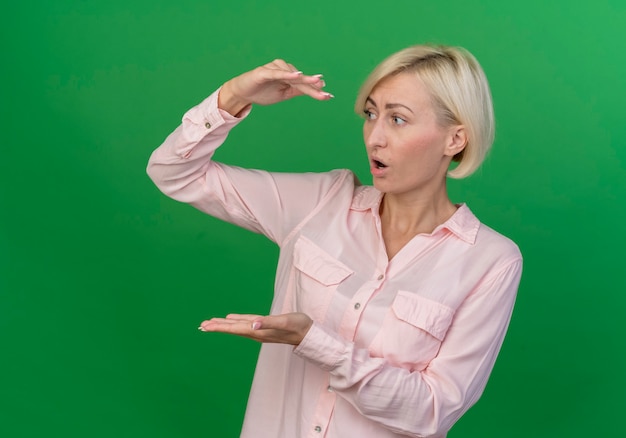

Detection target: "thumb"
[251, 314, 286, 331]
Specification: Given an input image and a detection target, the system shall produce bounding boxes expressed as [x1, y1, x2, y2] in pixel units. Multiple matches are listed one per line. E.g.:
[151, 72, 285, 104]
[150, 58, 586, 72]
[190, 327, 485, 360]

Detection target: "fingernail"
[294, 71, 303, 75]
[198, 326, 205, 331]
[323, 92, 335, 99]
[252, 321, 261, 330]
[313, 74, 324, 78]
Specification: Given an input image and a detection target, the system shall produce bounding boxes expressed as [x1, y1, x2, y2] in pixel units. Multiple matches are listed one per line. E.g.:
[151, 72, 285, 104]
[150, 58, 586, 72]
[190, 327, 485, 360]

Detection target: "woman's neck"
[381, 195, 456, 233]
[379, 185, 457, 259]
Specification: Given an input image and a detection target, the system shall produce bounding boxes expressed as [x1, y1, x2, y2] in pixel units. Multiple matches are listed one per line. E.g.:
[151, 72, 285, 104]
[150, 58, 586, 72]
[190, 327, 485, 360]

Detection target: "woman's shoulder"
[306, 168, 367, 198]
[291, 168, 380, 215]
[475, 220, 522, 263]
[451, 204, 522, 263]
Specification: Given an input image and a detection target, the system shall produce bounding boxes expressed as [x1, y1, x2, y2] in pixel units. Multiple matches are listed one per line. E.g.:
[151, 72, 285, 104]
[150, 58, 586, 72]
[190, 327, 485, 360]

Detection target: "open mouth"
[373, 159, 387, 169]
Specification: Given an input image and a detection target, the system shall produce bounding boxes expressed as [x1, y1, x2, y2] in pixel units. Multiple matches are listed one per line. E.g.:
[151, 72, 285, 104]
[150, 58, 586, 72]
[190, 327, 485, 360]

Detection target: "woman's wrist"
[218, 81, 251, 117]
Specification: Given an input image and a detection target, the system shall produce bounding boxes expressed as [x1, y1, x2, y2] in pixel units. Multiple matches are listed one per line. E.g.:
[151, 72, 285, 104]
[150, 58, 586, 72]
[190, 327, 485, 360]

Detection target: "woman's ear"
[444, 125, 467, 157]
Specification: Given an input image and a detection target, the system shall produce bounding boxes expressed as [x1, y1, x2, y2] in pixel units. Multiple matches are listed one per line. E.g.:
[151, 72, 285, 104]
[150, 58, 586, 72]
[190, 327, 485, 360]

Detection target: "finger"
[270, 58, 296, 72]
[198, 318, 236, 330]
[260, 61, 332, 99]
[285, 63, 325, 86]
[263, 58, 332, 94]
[260, 61, 324, 86]
[199, 314, 264, 331]
[260, 75, 332, 101]
[304, 77, 326, 92]
[270, 72, 329, 97]
[232, 314, 264, 329]
[265, 59, 301, 77]
[290, 84, 334, 101]
[257, 66, 304, 85]
[287, 73, 324, 84]
[283, 61, 324, 85]
[199, 319, 253, 334]
[225, 314, 262, 321]
[287, 75, 332, 99]
[248, 314, 287, 331]
[229, 314, 265, 330]
[200, 318, 236, 324]
[299, 75, 326, 89]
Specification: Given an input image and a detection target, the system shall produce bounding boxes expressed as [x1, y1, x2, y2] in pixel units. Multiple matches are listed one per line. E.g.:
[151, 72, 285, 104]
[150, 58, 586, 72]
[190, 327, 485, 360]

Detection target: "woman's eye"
[392, 116, 406, 125]
[363, 109, 376, 120]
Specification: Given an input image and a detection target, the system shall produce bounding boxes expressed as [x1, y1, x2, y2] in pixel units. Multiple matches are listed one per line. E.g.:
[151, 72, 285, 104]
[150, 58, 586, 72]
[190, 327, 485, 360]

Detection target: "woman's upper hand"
[218, 59, 333, 116]
[198, 312, 314, 346]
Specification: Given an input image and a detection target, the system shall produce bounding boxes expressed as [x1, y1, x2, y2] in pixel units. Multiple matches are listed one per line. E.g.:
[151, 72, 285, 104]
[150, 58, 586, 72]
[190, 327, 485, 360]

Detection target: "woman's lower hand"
[198, 312, 313, 346]
[218, 59, 333, 116]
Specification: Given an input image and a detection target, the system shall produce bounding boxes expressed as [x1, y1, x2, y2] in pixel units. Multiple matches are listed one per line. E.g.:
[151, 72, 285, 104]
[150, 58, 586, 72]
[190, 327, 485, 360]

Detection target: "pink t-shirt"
[147, 89, 522, 438]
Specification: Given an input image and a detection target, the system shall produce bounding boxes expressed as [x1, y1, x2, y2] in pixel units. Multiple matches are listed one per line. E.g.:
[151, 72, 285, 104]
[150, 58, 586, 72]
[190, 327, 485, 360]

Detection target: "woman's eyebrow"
[365, 96, 377, 107]
[385, 103, 414, 114]
[365, 97, 413, 114]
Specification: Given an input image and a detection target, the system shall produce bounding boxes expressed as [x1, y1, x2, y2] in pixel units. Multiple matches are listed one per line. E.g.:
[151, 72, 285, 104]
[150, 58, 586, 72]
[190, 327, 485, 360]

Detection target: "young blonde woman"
[147, 44, 522, 438]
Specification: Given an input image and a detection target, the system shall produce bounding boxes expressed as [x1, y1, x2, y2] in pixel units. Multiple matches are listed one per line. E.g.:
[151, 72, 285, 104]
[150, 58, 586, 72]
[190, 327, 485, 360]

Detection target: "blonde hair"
[355, 44, 495, 179]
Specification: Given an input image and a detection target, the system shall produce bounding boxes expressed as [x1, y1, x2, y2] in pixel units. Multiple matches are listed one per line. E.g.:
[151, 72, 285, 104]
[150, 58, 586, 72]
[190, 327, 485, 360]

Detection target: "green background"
[2, 1, 625, 436]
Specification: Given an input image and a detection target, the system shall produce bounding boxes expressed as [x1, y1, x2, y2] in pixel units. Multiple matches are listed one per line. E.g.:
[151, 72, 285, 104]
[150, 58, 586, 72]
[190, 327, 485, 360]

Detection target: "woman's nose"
[364, 121, 386, 149]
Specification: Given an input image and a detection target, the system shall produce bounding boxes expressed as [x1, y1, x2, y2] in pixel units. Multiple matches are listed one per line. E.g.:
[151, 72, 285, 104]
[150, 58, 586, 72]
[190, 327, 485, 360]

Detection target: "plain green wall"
[2, 1, 625, 436]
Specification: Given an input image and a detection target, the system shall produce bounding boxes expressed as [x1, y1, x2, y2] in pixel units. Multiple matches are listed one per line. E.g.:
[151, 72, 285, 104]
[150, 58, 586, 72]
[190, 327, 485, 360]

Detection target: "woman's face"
[363, 72, 464, 197]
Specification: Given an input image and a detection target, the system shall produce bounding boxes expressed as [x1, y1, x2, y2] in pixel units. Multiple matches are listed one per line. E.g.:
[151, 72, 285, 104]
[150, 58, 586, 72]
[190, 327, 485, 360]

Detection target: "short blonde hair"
[355, 44, 495, 179]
